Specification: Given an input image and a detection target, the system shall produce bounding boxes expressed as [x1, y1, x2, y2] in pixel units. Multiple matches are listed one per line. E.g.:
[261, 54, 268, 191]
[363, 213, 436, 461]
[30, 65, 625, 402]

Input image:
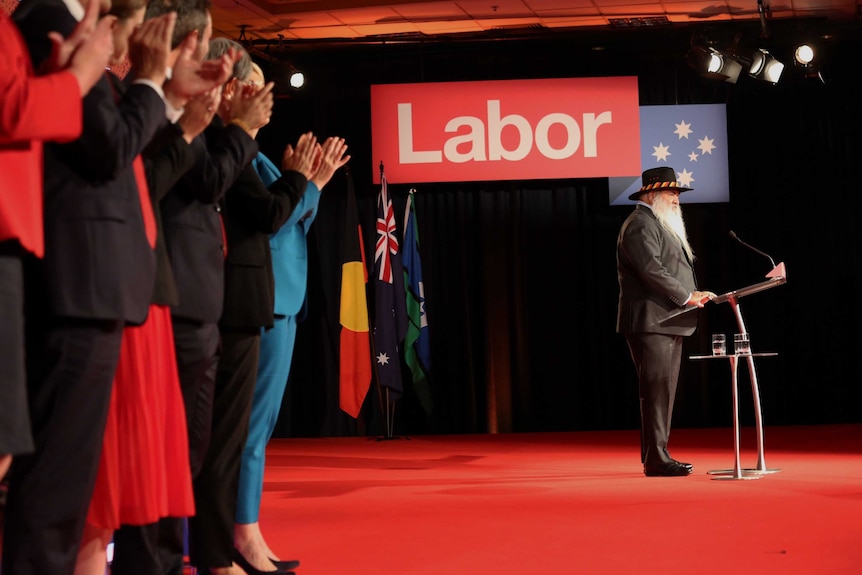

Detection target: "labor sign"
[370, 77, 641, 184]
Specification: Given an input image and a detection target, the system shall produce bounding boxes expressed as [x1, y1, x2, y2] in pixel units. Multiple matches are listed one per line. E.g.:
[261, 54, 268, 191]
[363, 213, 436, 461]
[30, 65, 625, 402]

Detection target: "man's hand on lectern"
[691, 290, 718, 307]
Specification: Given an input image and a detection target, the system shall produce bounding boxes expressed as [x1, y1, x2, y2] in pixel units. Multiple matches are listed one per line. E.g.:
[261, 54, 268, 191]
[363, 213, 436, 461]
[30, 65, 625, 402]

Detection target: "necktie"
[132, 156, 157, 249]
[216, 204, 227, 258]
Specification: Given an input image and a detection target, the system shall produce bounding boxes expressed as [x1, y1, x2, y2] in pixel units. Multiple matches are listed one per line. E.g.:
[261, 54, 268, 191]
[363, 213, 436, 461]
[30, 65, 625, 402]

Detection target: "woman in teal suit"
[233, 61, 350, 575]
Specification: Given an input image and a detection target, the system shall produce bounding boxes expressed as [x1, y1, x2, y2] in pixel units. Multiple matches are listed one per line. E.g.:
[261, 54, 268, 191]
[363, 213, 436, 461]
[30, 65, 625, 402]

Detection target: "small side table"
[690, 352, 781, 481]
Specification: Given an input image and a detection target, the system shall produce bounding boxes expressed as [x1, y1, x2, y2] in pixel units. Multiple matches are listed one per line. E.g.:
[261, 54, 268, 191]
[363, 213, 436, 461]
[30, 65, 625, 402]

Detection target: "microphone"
[729, 230, 776, 269]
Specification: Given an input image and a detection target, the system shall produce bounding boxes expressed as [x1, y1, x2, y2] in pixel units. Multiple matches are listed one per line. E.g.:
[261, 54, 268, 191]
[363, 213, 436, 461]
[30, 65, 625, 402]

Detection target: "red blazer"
[0, 16, 81, 257]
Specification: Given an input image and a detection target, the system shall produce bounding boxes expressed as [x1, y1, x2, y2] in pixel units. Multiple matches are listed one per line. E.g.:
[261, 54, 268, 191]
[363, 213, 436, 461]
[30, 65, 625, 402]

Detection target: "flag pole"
[371, 160, 406, 442]
[368, 306, 394, 440]
[371, 352, 401, 440]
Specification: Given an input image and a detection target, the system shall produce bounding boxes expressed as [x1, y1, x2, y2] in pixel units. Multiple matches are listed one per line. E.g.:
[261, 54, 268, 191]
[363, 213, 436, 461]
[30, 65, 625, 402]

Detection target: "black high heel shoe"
[232, 548, 293, 575]
[269, 558, 300, 571]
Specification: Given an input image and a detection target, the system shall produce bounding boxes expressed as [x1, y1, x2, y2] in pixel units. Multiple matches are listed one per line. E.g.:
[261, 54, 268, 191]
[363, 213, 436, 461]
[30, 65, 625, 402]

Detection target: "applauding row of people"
[1, 1, 349, 574]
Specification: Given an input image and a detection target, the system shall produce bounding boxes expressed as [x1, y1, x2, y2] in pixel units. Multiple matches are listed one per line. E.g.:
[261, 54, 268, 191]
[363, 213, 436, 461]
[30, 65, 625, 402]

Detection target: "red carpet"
[256, 424, 862, 575]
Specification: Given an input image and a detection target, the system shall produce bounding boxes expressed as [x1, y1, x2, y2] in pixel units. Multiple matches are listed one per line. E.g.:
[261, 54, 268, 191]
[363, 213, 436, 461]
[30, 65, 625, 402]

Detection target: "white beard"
[652, 195, 694, 261]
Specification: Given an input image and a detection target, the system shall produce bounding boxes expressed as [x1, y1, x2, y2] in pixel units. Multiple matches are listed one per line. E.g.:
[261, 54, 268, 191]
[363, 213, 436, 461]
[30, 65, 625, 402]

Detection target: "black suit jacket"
[15, 0, 164, 324]
[616, 204, 699, 336]
[143, 122, 197, 307]
[160, 117, 257, 323]
[219, 163, 307, 330]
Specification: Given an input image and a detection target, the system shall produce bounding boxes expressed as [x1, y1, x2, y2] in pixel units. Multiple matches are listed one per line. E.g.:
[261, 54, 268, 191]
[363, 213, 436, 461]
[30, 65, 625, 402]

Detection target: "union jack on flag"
[376, 175, 399, 283]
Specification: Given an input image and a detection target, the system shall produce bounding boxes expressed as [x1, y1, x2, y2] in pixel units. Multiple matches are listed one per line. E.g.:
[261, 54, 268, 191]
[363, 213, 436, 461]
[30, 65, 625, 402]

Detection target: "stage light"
[707, 50, 743, 84]
[686, 46, 743, 84]
[794, 44, 814, 67]
[289, 69, 305, 89]
[749, 48, 784, 84]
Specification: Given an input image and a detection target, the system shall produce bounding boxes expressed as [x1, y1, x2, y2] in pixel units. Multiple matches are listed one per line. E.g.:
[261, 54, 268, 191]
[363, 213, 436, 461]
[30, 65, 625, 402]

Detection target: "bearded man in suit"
[616, 166, 716, 478]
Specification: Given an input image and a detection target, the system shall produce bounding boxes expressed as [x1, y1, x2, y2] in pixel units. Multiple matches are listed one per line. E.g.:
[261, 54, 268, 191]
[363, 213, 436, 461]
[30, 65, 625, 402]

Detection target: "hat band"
[640, 181, 680, 192]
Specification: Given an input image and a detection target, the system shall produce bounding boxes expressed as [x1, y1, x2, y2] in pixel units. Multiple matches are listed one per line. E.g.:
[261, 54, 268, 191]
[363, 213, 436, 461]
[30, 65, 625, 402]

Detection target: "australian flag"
[373, 173, 408, 399]
[609, 104, 730, 205]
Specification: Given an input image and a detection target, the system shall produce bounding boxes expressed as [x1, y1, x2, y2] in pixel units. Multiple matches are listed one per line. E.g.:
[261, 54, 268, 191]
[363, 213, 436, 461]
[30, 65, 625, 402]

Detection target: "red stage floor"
[249, 424, 862, 575]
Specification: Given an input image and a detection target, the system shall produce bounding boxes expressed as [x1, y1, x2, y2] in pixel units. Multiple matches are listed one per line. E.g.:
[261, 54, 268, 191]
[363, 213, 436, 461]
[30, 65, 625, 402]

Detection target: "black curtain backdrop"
[262, 21, 862, 438]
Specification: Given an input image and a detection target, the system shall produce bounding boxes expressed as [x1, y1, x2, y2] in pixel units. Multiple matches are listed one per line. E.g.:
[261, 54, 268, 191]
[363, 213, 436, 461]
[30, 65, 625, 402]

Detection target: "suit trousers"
[236, 314, 298, 524]
[189, 328, 261, 569]
[624, 332, 683, 467]
[172, 319, 221, 478]
[111, 518, 185, 575]
[0, 249, 32, 456]
[111, 319, 221, 575]
[2, 315, 123, 575]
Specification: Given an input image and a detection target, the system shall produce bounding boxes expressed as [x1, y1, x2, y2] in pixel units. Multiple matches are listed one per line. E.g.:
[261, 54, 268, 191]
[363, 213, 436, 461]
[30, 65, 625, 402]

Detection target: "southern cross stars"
[649, 119, 719, 188]
[677, 169, 694, 187]
[652, 142, 670, 162]
[674, 120, 693, 139]
[697, 136, 716, 155]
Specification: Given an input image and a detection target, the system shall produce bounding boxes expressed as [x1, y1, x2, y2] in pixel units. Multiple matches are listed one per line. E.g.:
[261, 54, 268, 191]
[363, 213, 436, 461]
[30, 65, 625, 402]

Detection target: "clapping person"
[185, 44, 325, 574]
[73, 3, 235, 574]
[5, 0, 179, 572]
[0, 0, 113, 484]
[148, 37, 273, 575]
[233, 62, 350, 575]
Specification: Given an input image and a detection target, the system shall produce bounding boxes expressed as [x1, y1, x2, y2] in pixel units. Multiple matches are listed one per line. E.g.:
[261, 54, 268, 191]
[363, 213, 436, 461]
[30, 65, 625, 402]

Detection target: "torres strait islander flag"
[402, 189, 432, 415]
[338, 172, 372, 418]
[609, 104, 730, 205]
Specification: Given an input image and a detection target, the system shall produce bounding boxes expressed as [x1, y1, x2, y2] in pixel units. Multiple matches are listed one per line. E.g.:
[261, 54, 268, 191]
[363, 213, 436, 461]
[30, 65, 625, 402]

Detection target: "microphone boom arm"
[729, 230, 776, 269]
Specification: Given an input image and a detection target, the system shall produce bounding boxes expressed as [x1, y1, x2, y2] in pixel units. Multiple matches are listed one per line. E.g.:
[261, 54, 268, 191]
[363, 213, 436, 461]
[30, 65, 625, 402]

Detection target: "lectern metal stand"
[669, 263, 788, 480]
[691, 352, 777, 480]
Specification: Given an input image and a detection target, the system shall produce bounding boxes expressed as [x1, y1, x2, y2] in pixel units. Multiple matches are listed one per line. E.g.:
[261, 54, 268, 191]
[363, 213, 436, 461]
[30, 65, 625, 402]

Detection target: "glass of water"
[712, 334, 726, 356]
[734, 333, 751, 355]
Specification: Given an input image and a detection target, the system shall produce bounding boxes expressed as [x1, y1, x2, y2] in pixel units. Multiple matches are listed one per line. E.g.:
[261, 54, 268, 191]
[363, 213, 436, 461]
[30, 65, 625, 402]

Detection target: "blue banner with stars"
[609, 104, 729, 205]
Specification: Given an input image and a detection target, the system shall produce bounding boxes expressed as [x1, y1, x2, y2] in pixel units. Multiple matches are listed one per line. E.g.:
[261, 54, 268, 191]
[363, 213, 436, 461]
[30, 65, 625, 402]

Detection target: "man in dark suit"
[190, 134, 316, 575]
[109, 35, 269, 575]
[616, 166, 716, 477]
[4, 2, 176, 574]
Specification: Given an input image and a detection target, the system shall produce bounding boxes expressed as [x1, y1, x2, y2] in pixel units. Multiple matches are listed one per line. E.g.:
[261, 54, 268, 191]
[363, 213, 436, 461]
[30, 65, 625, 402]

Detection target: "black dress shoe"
[233, 548, 292, 575]
[269, 558, 301, 571]
[644, 461, 692, 477]
[672, 459, 693, 470]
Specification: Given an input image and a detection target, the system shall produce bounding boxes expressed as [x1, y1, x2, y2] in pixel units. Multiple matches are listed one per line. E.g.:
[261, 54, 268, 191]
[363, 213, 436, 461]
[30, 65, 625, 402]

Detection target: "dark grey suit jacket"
[15, 0, 165, 325]
[616, 204, 699, 336]
[219, 163, 307, 330]
[160, 118, 258, 323]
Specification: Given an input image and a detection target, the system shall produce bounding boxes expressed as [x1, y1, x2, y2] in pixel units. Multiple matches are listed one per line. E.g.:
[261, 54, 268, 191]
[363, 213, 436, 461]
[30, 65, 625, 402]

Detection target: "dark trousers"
[173, 319, 221, 478]
[624, 332, 683, 467]
[0, 250, 32, 456]
[111, 518, 185, 575]
[2, 315, 123, 575]
[112, 319, 220, 575]
[189, 328, 260, 569]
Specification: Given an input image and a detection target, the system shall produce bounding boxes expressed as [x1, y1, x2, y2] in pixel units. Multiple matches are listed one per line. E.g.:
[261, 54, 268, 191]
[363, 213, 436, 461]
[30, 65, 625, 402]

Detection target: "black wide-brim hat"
[628, 166, 693, 201]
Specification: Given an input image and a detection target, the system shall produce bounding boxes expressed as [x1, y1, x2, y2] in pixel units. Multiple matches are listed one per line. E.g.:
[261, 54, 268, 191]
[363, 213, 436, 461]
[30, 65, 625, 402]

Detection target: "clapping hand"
[44, 0, 114, 96]
[310, 137, 350, 191]
[165, 34, 237, 108]
[222, 81, 275, 133]
[281, 132, 319, 180]
[128, 12, 176, 88]
[178, 87, 220, 143]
